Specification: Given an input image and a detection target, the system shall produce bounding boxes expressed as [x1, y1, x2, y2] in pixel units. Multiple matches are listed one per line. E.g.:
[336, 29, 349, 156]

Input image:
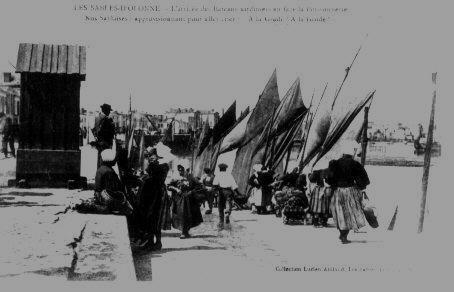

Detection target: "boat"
[414, 136, 441, 156]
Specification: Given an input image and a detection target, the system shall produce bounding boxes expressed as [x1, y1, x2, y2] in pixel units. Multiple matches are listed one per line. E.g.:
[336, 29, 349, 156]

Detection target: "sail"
[312, 90, 375, 167]
[240, 69, 280, 147]
[297, 86, 336, 169]
[219, 108, 251, 153]
[315, 107, 366, 169]
[265, 111, 307, 173]
[194, 102, 237, 177]
[195, 119, 210, 155]
[232, 70, 280, 195]
[210, 107, 251, 170]
[138, 130, 146, 171]
[212, 101, 237, 145]
[197, 127, 212, 157]
[232, 135, 266, 196]
[254, 78, 307, 157]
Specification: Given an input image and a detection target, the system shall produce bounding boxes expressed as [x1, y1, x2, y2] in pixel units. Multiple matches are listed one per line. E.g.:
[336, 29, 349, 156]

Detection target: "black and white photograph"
[0, 0, 450, 289]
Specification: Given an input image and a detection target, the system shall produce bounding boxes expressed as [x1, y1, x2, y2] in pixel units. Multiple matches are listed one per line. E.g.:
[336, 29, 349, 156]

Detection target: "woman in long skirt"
[308, 169, 332, 227]
[136, 148, 170, 250]
[168, 165, 203, 239]
[326, 142, 370, 244]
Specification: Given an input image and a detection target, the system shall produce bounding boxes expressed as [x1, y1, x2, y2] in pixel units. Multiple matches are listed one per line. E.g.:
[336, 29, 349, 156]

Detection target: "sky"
[0, 0, 448, 129]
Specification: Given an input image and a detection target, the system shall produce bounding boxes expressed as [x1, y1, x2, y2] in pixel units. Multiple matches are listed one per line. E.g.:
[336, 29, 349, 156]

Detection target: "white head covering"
[253, 164, 263, 172]
[101, 149, 116, 162]
[339, 140, 359, 157]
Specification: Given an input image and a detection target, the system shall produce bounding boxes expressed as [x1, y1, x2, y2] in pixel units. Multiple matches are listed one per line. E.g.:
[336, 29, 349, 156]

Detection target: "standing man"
[213, 163, 238, 228]
[93, 103, 116, 167]
[200, 167, 215, 214]
[2, 117, 15, 158]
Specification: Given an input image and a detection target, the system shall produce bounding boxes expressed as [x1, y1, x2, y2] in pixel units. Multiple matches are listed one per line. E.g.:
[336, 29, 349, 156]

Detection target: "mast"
[418, 72, 437, 233]
[360, 106, 370, 165]
[331, 37, 366, 109]
[127, 93, 132, 143]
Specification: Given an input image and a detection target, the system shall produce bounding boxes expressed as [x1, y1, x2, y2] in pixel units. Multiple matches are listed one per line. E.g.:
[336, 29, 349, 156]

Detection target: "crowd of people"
[76, 103, 373, 252]
[245, 141, 371, 244]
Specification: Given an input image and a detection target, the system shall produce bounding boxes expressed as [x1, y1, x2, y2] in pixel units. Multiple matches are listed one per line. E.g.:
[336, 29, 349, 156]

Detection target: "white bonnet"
[101, 149, 116, 162]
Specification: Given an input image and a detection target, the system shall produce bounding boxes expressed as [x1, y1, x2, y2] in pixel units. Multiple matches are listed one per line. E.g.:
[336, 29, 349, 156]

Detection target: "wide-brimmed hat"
[100, 103, 112, 112]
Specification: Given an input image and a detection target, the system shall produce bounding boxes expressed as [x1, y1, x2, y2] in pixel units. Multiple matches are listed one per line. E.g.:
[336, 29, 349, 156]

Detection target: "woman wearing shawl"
[168, 165, 203, 239]
[326, 141, 370, 244]
[135, 147, 171, 250]
[90, 149, 133, 215]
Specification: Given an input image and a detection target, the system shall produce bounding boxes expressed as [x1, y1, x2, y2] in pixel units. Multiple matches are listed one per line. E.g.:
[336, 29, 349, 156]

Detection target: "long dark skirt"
[133, 175, 169, 236]
[142, 186, 166, 235]
[159, 192, 172, 231]
[171, 191, 203, 232]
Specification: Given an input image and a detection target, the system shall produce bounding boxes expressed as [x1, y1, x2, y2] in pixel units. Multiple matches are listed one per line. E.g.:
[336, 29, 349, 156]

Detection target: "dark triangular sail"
[313, 90, 375, 166]
[212, 101, 236, 145]
[253, 78, 307, 157]
[232, 70, 280, 195]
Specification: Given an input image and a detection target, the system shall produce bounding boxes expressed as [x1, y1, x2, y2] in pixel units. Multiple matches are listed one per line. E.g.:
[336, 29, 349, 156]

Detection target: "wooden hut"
[15, 43, 86, 187]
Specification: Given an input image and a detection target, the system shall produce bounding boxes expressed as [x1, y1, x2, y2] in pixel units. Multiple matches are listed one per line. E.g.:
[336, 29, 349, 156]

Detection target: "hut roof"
[16, 43, 86, 80]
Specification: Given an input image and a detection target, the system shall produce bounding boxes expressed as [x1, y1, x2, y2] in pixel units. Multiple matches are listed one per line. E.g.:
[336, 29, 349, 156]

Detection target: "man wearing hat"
[93, 103, 116, 167]
[200, 167, 215, 214]
[213, 163, 238, 228]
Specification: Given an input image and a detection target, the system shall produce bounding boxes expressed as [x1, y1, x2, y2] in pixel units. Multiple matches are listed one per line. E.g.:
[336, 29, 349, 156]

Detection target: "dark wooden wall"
[19, 73, 81, 151]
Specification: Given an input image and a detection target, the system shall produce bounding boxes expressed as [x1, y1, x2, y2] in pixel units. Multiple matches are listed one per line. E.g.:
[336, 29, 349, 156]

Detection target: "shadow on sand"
[131, 245, 226, 281]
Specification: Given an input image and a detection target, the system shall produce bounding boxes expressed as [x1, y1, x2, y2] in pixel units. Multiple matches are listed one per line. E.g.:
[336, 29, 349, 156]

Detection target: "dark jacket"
[308, 170, 324, 187]
[326, 155, 370, 190]
[94, 164, 123, 193]
[95, 115, 115, 148]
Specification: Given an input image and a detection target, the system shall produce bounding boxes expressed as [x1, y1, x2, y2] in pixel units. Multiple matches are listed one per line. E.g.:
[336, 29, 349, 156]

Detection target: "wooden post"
[360, 107, 369, 165]
[417, 73, 437, 233]
[388, 206, 398, 231]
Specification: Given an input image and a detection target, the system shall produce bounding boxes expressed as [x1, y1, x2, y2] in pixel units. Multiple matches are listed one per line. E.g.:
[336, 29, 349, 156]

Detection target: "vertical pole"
[418, 73, 437, 233]
[360, 107, 369, 165]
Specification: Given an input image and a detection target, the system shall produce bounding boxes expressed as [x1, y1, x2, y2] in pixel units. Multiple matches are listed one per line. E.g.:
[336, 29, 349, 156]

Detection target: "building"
[15, 42, 86, 187]
[0, 72, 21, 124]
[164, 107, 219, 134]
